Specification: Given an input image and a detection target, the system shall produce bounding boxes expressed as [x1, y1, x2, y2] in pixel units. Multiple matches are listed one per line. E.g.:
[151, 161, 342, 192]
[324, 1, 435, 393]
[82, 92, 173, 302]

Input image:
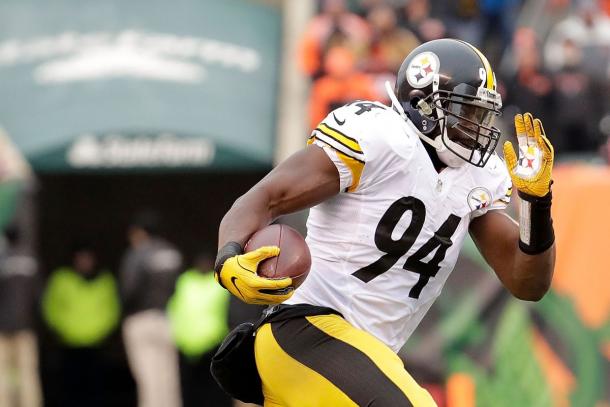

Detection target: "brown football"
[244, 224, 311, 289]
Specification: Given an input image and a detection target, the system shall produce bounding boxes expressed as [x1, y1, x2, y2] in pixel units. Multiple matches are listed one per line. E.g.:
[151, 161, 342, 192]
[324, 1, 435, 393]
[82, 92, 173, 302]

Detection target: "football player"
[214, 39, 555, 406]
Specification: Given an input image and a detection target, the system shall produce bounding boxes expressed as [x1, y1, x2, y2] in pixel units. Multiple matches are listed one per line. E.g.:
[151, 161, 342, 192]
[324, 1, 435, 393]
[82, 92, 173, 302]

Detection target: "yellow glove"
[216, 246, 294, 305]
[503, 113, 554, 197]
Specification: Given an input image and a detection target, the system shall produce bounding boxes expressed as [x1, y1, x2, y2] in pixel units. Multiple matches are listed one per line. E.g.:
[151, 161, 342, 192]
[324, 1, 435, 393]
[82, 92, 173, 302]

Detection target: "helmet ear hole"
[408, 90, 426, 109]
[393, 38, 501, 167]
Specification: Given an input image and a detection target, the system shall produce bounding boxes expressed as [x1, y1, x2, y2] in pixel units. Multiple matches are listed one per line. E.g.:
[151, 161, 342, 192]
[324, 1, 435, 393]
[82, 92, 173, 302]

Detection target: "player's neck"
[422, 141, 447, 173]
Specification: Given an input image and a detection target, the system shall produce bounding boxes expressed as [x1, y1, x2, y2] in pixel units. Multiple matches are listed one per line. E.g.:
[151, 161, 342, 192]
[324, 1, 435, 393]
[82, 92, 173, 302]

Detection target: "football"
[244, 224, 311, 289]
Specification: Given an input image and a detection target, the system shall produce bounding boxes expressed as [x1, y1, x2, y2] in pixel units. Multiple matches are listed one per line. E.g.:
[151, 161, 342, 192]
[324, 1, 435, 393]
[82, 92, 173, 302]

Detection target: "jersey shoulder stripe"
[309, 124, 365, 164]
[336, 152, 365, 192]
[308, 135, 365, 192]
[317, 123, 363, 154]
[307, 118, 367, 192]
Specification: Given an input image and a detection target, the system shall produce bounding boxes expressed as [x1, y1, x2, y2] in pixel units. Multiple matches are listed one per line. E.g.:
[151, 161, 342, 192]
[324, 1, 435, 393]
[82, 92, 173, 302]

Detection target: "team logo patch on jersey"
[406, 52, 440, 88]
[467, 187, 492, 211]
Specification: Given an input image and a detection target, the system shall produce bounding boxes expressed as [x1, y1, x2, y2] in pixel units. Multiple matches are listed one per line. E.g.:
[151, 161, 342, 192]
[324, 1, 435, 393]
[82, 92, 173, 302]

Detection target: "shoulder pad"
[311, 101, 418, 163]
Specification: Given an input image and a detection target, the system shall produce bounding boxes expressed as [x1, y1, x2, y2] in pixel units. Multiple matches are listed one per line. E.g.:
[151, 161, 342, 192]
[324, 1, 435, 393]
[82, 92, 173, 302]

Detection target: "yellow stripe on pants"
[255, 322, 357, 407]
[305, 315, 436, 407]
[254, 314, 437, 406]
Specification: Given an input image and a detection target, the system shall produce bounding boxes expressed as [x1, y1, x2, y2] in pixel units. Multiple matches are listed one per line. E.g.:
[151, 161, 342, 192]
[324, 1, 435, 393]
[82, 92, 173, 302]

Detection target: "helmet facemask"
[388, 79, 502, 168]
[388, 41, 504, 168]
[431, 83, 502, 167]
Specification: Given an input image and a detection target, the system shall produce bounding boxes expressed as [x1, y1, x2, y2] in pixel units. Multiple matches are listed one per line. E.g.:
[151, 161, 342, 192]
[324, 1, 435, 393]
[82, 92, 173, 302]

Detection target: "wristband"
[518, 190, 554, 255]
[214, 241, 243, 288]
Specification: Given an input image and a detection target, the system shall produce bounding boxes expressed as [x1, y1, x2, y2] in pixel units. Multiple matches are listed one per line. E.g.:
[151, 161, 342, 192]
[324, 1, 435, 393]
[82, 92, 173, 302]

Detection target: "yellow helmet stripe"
[462, 41, 495, 90]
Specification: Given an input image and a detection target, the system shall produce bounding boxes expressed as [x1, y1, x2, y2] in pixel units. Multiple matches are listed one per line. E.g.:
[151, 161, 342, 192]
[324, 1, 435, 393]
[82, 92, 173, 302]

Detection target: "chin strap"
[385, 81, 466, 168]
[385, 81, 443, 150]
[385, 80, 408, 120]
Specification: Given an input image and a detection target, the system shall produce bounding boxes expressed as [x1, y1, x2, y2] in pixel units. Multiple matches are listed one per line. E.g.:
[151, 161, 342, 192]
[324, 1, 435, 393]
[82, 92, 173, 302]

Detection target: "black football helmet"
[386, 38, 502, 167]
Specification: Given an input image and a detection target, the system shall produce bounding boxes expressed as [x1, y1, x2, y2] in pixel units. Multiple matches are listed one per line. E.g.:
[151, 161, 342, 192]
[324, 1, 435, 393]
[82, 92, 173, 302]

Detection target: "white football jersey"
[285, 101, 512, 352]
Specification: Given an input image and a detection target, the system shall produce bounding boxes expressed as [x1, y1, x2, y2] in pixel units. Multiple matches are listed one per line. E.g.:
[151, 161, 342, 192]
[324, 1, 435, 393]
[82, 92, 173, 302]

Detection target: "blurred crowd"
[0, 212, 263, 407]
[302, 0, 610, 163]
[2, 1, 610, 407]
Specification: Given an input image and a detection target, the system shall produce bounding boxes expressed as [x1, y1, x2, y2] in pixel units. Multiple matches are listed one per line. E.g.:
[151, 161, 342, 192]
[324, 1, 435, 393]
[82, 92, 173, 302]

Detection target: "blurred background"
[0, 0, 608, 406]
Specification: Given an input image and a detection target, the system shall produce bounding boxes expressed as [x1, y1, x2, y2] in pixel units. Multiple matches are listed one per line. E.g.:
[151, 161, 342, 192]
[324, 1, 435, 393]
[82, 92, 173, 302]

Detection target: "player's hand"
[216, 246, 294, 305]
[503, 113, 554, 197]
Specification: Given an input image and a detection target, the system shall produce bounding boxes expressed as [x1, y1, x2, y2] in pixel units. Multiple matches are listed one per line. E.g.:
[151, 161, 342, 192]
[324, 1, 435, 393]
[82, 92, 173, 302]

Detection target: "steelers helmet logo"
[467, 187, 492, 211]
[406, 51, 440, 88]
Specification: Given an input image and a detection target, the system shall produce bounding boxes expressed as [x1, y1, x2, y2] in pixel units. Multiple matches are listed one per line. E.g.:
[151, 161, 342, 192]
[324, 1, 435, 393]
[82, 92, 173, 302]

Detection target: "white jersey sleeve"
[308, 101, 418, 193]
[314, 145, 355, 192]
[291, 101, 513, 352]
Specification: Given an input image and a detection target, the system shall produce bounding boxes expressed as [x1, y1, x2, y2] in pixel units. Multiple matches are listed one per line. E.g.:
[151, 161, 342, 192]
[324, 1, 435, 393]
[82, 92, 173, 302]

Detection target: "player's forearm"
[218, 147, 340, 250]
[470, 204, 555, 302]
[508, 190, 555, 300]
[506, 243, 555, 301]
[218, 185, 275, 250]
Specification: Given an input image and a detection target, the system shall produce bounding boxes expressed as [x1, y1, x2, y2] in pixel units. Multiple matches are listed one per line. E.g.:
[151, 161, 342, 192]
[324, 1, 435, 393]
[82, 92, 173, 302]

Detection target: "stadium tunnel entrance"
[33, 170, 270, 406]
[36, 171, 269, 275]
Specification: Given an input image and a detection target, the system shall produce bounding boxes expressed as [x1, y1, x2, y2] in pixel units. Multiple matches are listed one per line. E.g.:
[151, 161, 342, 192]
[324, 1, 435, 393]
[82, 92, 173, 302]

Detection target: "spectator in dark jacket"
[119, 211, 182, 407]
